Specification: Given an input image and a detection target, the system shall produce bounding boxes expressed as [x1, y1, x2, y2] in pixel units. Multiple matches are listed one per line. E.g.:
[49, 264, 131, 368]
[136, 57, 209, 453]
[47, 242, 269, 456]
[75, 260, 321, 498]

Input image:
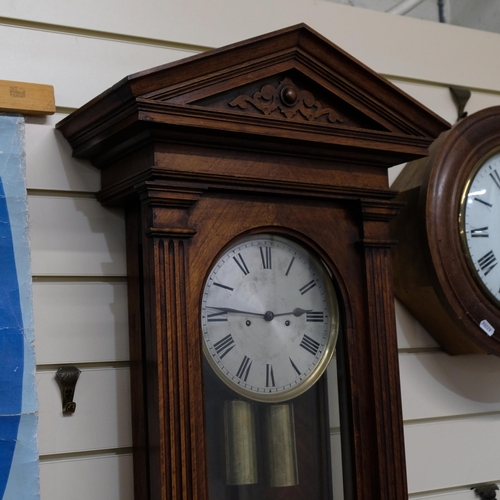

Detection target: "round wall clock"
[392, 106, 500, 355]
[459, 148, 500, 307]
[201, 233, 339, 403]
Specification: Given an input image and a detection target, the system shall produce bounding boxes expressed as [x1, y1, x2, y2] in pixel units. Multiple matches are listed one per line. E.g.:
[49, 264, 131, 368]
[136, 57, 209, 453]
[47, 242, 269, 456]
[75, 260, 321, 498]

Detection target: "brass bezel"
[201, 233, 340, 403]
[459, 147, 500, 309]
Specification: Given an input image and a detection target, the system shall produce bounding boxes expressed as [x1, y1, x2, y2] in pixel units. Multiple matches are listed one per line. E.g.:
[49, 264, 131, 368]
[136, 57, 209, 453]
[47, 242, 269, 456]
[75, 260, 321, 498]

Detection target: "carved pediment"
[226, 77, 347, 124]
[57, 24, 449, 170]
[196, 75, 387, 131]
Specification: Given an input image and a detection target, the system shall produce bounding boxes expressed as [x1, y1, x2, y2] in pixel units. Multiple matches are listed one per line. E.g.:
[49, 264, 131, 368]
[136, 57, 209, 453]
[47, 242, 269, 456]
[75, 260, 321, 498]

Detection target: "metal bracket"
[56, 366, 81, 414]
[473, 483, 499, 499]
[449, 86, 471, 122]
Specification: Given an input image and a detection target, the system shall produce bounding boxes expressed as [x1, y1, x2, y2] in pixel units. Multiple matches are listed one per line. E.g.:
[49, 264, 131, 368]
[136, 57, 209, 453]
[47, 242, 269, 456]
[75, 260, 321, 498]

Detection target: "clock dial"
[201, 234, 339, 402]
[461, 149, 500, 306]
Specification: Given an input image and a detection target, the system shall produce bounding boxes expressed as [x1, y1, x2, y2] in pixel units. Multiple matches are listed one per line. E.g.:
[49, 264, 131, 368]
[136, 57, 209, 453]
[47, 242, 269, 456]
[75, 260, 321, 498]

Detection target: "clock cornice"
[57, 24, 449, 172]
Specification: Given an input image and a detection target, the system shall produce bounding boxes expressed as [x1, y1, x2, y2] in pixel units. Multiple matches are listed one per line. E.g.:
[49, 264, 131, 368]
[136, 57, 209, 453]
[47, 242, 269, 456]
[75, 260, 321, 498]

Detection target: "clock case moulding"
[392, 107, 500, 356]
[57, 24, 450, 500]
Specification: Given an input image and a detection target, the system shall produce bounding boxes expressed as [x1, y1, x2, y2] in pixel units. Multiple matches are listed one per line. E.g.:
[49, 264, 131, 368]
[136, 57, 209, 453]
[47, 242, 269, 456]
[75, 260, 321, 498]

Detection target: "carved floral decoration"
[229, 78, 344, 124]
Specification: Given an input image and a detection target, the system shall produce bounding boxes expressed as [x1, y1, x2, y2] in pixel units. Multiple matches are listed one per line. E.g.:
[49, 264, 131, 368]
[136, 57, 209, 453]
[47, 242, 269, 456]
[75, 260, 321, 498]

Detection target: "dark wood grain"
[392, 106, 500, 355]
[56, 24, 449, 500]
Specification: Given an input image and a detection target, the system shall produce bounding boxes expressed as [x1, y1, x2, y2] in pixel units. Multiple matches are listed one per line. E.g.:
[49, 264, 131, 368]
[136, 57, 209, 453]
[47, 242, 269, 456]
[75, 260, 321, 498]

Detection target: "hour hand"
[274, 308, 312, 317]
[208, 306, 265, 317]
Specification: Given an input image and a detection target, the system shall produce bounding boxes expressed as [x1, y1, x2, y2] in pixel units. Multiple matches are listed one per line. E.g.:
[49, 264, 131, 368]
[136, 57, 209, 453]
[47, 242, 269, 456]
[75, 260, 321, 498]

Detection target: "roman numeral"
[300, 335, 320, 356]
[285, 256, 295, 276]
[213, 334, 235, 358]
[233, 253, 250, 276]
[266, 364, 275, 387]
[306, 311, 324, 322]
[214, 282, 234, 292]
[478, 250, 498, 276]
[260, 246, 272, 269]
[236, 355, 252, 381]
[299, 280, 316, 295]
[474, 197, 493, 208]
[207, 310, 228, 322]
[471, 227, 489, 238]
[289, 357, 301, 376]
[490, 169, 500, 190]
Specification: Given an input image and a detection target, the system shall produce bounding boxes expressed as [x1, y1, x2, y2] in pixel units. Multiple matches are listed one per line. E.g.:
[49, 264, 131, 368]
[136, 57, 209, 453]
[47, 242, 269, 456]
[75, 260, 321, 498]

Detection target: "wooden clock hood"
[57, 24, 450, 500]
[57, 23, 448, 205]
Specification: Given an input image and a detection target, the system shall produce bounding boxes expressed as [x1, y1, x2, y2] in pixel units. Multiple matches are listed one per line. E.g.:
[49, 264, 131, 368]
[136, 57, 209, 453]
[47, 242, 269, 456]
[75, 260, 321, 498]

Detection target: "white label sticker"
[480, 319, 495, 337]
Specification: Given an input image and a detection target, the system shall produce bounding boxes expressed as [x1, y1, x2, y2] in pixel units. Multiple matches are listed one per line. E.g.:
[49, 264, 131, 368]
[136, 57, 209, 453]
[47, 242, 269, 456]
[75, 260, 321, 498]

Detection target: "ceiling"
[327, 0, 500, 34]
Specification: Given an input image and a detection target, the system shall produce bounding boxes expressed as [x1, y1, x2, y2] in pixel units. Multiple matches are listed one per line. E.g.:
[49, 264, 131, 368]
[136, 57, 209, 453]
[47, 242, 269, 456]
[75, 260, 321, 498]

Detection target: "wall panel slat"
[39, 453, 134, 500]
[26, 113, 100, 192]
[28, 195, 126, 276]
[400, 351, 500, 420]
[37, 368, 132, 455]
[405, 415, 500, 493]
[0, 25, 196, 109]
[3, 2, 500, 93]
[409, 490, 487, 499]
[33, 281, 129, 364]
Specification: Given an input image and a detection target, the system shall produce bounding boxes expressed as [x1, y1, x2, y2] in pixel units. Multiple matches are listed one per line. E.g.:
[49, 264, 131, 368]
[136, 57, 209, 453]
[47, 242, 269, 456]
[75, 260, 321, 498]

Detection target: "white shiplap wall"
[3, 2, 500, 498]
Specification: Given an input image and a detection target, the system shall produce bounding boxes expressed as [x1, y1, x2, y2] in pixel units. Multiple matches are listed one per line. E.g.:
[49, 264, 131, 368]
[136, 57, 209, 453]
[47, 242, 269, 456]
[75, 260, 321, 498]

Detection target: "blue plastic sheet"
[0, 115, 39, 500]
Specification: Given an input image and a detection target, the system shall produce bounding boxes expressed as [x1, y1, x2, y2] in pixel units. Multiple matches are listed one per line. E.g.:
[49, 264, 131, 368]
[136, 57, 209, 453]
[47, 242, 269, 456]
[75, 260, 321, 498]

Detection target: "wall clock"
[56, 24, 449, 499]
[201, 231, 340, 497]
[392, 106, 500, 355]
[201, 233, 339, 403]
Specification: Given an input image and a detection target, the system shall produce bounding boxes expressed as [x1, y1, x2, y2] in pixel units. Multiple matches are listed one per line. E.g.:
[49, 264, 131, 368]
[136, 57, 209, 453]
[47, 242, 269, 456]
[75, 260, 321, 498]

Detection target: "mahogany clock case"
[392, 106, 500, 355]
[56, 24, 450, 500]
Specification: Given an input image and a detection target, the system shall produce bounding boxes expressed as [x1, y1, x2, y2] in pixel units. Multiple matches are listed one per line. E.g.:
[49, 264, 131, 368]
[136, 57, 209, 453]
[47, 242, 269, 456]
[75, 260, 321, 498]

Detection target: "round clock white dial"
[201, 234, 339, 402]
[461, 149, 500, 305]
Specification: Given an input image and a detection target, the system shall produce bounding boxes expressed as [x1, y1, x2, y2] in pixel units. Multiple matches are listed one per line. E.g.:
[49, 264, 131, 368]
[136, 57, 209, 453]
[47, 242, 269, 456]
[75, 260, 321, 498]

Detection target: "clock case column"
[56, 24, 450, 499]
[124, 184, 207, 500]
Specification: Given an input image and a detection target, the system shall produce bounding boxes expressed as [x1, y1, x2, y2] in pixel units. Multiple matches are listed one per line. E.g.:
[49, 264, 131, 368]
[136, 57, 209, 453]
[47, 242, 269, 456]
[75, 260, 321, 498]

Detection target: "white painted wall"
[3, 1, 500, 498]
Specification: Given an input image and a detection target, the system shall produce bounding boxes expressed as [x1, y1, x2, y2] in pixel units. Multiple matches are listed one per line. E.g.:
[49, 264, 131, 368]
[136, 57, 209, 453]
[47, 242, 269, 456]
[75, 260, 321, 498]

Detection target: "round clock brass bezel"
[459, 146, 500, 309]
[200, 232, 340, 403]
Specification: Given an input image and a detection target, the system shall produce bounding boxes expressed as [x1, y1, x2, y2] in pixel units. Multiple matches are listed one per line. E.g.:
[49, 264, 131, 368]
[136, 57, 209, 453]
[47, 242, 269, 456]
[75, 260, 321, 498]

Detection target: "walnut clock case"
[392, 107, 500, 355]
[57, 25, 449, 500]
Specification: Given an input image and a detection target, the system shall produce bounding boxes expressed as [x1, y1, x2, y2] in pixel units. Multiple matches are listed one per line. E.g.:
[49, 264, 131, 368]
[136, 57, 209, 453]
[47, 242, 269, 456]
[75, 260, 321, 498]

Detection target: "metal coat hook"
[56, 366, 81, 414]
[473, 483, 499, 499]
[449, 86, 471, 122]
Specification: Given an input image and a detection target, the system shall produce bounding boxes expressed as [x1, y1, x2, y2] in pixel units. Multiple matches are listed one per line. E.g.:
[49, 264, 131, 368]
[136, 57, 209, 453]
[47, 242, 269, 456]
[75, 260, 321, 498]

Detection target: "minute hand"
[273, 308, 312, 317]
[209, 306, 265, 317]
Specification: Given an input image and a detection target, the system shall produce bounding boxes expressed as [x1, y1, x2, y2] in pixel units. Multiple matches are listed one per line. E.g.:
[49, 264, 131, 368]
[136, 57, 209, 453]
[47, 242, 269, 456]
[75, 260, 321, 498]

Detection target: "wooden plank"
[37, 367, 132, 455]
[0, 79, 55, 115]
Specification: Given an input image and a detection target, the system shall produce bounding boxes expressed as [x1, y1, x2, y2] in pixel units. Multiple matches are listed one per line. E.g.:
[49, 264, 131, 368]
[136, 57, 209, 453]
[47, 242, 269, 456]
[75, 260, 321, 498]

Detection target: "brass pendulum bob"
[223, 400, 258, 485]
[264, 403, 299, 487]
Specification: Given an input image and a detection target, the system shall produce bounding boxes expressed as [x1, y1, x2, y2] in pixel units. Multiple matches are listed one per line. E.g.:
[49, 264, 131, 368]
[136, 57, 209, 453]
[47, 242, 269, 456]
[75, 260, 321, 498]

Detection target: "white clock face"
[201, 234, 339, 402]
[461, 149, 500, 305]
